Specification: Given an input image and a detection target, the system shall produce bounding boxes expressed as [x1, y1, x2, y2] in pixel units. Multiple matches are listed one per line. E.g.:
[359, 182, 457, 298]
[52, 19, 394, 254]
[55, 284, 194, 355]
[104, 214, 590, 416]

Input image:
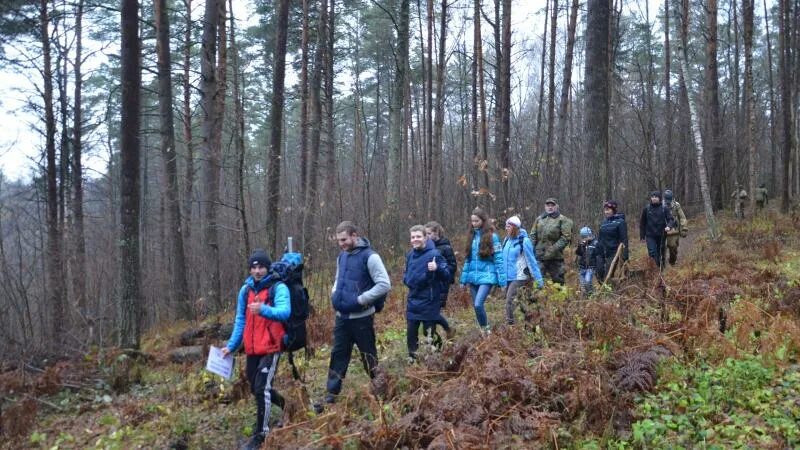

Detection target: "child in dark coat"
[575, 227, 604, 296]
[404, 225, 451, 359]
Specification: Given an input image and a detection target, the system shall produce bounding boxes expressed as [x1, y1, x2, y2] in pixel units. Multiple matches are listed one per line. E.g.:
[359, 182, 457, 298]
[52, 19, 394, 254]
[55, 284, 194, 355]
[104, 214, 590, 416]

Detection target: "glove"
[680, 228, 688, 238]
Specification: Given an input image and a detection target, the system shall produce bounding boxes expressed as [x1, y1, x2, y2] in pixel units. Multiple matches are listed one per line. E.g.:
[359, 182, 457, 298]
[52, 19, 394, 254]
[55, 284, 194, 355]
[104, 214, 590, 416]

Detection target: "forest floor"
[2, 207, 800, 449]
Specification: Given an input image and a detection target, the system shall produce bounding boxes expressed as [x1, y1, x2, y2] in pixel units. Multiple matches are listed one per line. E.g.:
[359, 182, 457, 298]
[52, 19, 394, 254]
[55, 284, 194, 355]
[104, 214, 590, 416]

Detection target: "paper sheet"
[205, 346, 234, 379]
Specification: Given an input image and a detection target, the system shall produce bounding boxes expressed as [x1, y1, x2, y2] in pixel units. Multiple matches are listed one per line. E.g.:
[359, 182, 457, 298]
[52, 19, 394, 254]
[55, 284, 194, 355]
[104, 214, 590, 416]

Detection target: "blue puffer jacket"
[460, 230, 506, 287]
[403, 239, 450, 320]
[501, 229, 544, 287]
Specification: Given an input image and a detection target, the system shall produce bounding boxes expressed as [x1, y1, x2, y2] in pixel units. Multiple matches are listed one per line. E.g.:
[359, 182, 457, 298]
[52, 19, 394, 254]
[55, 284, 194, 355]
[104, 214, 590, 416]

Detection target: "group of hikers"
[223, 191, 694, 449]
[731, 183, 770, 219]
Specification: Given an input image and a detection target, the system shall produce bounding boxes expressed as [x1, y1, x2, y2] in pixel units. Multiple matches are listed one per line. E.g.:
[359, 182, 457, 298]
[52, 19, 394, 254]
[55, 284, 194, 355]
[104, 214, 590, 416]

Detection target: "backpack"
[268, 252, 310, 353]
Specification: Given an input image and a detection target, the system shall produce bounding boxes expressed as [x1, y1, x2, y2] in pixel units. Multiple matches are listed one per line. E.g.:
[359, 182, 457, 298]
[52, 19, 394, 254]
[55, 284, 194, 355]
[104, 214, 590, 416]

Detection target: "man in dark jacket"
[597, 200, 629, 280]
[639, 191, 677, 268]
[316, 221, 391, 411]
[404, 225, 450, 359]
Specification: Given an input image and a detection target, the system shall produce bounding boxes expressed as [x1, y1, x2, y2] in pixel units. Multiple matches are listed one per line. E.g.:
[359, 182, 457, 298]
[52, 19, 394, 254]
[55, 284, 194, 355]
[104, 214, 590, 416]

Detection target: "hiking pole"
[603, 243, 624, 285]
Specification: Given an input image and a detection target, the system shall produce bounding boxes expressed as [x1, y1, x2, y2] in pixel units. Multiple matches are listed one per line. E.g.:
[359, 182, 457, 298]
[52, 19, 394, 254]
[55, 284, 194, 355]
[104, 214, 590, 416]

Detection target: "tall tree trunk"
[471, 0, 480, 190]
[534, 0, 549, 158]
[743, 0, 757, 210]
[500, 0, 511, 204]
[764, 0, 778, 192]
[545, 0, 558, 186]
[425, 0, 433, 213]
[324, 0, 337, 219]
[585, 0, 612, 201]
[555, 0, 579, 196]
[200, 0, 221, 309]
[155, 0, 190, 320]
[41, 0, 65, 344]
[679, 0, 720, 239]
[664, 0, 672, 187]
[265, 0, 289, 256]
[428, 0, 447, 218]
[476, 0, 489, 202]
[71, 0, 87, 319]
[182, 0, 194, 243]
[229, 0, 249, 255]
[779, 0, 793, 211]
[300, 0, 310, 230]
[307, 0, 328, 248]
[119, 0, 142, 348]
[388, 0, 410, 241]
[706, 0, 725, 209]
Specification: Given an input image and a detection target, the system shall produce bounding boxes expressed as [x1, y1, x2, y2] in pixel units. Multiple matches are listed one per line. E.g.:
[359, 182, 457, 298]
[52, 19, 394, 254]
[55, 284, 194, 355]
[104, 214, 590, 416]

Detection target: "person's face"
[505, 223, 517, 234]
[410, 231, 426, 249]
[336, 231, 358, 251]
[604, 207, 614, 217]
[545, 202, 557, 213]
[425, 227, 440, 241]
[250, 264, 268, 281]
[470, 215, 483, 229]
[650, 196, 661, 205]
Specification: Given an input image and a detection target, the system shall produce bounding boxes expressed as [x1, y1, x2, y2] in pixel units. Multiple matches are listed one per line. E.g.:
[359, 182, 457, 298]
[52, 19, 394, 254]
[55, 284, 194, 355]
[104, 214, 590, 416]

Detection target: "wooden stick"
[603, 243, 625, 284]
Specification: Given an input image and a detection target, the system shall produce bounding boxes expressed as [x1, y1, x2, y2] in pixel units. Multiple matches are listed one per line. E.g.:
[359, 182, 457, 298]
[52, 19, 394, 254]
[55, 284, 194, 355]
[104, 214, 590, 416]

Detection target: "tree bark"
[545, 0, 558, 186]
[300, 0, 310, 215]
[119, 0, 142, 348]
[388, 0, 410, 240]
[679, 0, 720, 239]
[40, 0, 66, 344]
[265, 0, 289, 256]
[585, 0, 612, 201]
[155, 0, 190, 320]
[534, 0, 549, 160]
[705, 0, 725, 209]
[779, 0, 793, 211]
[229, 0, 249, 255]
[555, 0, 578, 196]
[306, 0, 329, 248]
[182, 0, 194, 243]
[428, 0, 447, 218]
[500, 0, 511, 204]
[71, 0, 87, 318]
[200, 0, 221, 309]
[743, 0, 757, 211]
[763, 0, 777, 192]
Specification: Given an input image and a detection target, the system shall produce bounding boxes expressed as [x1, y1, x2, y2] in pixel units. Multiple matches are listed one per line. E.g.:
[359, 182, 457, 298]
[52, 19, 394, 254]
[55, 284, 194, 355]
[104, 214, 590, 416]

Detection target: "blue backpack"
[269, 252, 310, 352]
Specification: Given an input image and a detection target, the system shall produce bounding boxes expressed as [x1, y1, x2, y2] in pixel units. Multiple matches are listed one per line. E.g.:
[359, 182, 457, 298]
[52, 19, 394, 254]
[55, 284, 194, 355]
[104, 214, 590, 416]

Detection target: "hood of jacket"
[605, 213, 626, 222]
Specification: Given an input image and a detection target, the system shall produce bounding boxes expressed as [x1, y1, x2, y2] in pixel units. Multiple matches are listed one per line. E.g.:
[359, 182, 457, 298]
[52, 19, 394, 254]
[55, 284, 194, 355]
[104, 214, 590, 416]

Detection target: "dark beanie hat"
[249, 249, 271, 268]
[650, 190, 662, 199]
[664, 189, 674, 201]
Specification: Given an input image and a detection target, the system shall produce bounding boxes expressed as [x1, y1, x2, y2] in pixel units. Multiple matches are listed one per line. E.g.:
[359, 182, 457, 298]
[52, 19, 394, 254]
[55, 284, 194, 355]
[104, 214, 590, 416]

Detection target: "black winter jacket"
[639, 203, 677, 240]
[433, 238, 457, 284]
[598, 213, 629, 260]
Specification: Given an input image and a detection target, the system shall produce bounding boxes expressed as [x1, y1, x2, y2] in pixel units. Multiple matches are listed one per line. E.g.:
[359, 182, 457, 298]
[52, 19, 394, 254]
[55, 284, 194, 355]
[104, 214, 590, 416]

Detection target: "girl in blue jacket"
[501, 216, 544, 325]
[460, 207, 506, 332]
[404, 225, 451, 359]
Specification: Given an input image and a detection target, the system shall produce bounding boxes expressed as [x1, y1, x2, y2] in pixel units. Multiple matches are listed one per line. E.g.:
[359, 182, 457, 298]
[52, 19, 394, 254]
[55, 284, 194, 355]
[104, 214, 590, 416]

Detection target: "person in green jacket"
[531, 198, 573, 285]
[755, 183, 768, 209]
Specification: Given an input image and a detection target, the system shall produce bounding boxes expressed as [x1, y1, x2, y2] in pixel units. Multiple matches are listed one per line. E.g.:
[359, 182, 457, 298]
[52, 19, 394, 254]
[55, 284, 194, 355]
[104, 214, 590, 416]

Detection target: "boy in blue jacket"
[222, 249, 291, 450]
[404, 225, 451, 359]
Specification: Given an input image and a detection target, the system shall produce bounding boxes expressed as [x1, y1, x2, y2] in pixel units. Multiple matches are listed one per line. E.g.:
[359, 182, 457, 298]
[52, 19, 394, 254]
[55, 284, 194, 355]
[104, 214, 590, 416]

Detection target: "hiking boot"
[313, 393, 336, 414]
[240, 433, 265, 450]
[481, 326, 492, 337]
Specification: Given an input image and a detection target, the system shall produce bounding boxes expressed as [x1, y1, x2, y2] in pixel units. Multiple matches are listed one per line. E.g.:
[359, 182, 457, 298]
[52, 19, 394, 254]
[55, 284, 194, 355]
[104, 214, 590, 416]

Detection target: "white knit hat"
[505, 215, 521, 228]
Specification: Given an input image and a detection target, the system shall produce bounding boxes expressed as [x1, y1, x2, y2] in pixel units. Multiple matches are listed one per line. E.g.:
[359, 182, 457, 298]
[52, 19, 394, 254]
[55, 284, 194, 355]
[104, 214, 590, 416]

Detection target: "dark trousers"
[538, 259, 565, 284]
[645, 235, 664, 268]
[325, 314, 378, 396]
[246, 354, 284, 437]
[406, 319, 441, 358]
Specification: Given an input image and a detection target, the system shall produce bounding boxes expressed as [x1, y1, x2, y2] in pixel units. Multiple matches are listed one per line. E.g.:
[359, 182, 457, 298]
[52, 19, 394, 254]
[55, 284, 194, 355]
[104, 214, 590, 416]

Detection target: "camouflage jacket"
[531, 212, 573, 261]
[666, 201, 688, 236]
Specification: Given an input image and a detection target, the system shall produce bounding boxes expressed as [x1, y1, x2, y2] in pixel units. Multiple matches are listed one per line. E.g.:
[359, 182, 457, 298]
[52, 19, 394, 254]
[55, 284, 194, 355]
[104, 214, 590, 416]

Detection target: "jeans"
[645, 235, 664, 268]
[469, 284, 493, 327]
[579, 268, 594, 296]
[325, 315, 378, 396]
[504, 280, 530, 324]
[406, 319, 440, 357]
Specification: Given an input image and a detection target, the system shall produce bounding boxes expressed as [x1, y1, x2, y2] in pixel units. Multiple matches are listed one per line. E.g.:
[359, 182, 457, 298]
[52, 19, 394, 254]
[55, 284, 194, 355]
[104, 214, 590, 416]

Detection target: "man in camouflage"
[531, 198, 573, 285]
[663, 189, 688, 266]
[731, 184, 748, 219]
[755, 183, 768, 209]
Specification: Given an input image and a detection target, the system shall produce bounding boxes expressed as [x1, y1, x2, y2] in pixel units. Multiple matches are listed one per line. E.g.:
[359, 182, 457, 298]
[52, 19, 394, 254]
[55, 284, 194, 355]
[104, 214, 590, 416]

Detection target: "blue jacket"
[501, 229, 544, 287]
[403, 239, 450, 320]
[459, 230, 506, 287]
[226, 274, 291, 353]
[598, 213, 629, 260]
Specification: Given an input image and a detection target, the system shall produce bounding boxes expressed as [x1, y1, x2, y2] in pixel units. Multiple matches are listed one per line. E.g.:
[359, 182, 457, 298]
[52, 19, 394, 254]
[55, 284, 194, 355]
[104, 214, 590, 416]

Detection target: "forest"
[0, 0, 799, 448]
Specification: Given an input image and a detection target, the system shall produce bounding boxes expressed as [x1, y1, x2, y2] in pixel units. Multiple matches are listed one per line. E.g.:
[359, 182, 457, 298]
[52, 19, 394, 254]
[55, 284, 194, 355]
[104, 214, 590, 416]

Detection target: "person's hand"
[665, 226, 671, 233]
[220, 347, 231, 357]
[247, 302, 261, 315]
[640, 239, 645, 243]
[427, 259, 437, 271]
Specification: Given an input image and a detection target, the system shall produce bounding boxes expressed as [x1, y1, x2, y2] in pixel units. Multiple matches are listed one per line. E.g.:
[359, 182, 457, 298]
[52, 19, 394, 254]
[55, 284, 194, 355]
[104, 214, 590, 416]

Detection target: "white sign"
[205, 346, 234, 380]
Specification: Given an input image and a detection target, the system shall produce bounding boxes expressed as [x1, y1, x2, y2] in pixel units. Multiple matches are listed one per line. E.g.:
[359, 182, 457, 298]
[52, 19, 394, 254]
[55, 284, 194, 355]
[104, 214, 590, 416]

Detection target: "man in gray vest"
[315, 221, 391, 412]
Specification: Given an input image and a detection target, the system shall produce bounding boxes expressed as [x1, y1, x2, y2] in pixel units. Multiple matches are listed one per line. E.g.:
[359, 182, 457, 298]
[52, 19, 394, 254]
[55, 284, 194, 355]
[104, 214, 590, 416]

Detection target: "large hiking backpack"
[269, 252, 310, 352]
